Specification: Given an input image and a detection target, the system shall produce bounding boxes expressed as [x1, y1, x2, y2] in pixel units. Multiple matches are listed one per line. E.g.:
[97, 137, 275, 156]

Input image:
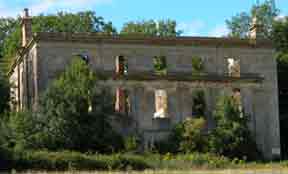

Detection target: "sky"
[0, 0, 287, 37]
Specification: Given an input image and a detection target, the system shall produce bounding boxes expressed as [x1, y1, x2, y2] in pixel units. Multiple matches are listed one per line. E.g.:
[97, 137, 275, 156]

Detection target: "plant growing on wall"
[192, 90, 206, 118]
[191, 56, 204, 74]
[153, 56, 167, 75]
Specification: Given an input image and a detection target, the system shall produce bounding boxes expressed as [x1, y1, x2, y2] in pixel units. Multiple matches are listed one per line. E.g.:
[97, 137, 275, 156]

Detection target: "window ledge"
[98, 71, 264, 83]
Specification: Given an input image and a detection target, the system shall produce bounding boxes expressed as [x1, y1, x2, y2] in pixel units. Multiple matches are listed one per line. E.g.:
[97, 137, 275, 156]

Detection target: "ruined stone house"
[9, 9, 281, 159]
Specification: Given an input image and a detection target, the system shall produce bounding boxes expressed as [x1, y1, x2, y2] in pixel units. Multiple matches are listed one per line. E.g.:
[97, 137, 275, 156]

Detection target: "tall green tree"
[0, 17, 18, 58]
[272, 16, 288, 157]
[121, 19, 182, 37]
[209, 96, 260, 160]
[226, 0, 279, 38]
[9, 58, 122, 152]
[1, 11, 117, 72]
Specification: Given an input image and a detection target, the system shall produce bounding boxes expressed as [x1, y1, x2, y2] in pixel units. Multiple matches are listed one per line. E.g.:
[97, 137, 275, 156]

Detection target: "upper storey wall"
[36, 38, 275, 91]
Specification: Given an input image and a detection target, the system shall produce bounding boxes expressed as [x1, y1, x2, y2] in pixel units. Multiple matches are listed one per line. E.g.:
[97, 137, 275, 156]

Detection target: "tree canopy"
[121, 19, 182, 37]
[226, 0, 279, 39]
[0, 11, 117, 72]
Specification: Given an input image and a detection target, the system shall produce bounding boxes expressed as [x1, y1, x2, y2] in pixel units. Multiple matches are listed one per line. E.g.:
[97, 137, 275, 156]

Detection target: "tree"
[272, 17, 288, 63]
[0, 17, 18, 58]
[272, 16, 288, 158]
[209, 95, 259, 160]
[9, 58, 123, 152]
[121, 19, 182, 37]
[0, 69, 12, 169]
[0, 11, 117, 72]
[226, 0, 279, 38]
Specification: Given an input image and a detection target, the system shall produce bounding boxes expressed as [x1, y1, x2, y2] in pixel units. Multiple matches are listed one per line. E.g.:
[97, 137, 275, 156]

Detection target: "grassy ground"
[10, 169, 288, 174]
[3, 150, 288, 173]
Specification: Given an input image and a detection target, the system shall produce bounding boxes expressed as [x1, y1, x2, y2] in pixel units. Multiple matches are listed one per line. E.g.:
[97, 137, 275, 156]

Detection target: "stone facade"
[8, 10, 281, 160]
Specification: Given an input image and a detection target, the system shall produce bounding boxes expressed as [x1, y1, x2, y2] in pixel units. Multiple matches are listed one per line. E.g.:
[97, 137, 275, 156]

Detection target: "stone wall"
[31, 39, 280, 159]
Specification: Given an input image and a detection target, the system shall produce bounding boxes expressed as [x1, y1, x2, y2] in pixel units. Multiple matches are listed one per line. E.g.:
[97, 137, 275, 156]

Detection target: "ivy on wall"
[153, 56, 167, 75]
[191, 56, 204, 74]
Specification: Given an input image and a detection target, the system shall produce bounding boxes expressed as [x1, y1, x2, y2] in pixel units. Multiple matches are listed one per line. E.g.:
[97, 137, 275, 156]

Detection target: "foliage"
[192, 90, 206, 118]
[0, 70, 10, 115]
[191, 56, 204, 73]
[0, 17, 19, 58]
[9, 58, 123, 153]
[6, 150, 247, 171]
[8, 111, 44, 150]
[0, 114, 13, 170]
[272, 17, 288, 64]
[226, 12, 251, 38]
[226, 0, 279, 38]
[11, 151, 150, 171]
[0, 11, 117, 71]
[124, 135, 140, 152]
[153, 56, 167, 75]
[155, 117, 208, 154]
[209, 95, 260, 160]
[121, 19, 182, 37]
[179, 118, 208, 153]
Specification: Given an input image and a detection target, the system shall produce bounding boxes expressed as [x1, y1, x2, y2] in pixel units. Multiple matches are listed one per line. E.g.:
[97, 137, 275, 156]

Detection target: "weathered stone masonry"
[9, 9, 281, 160]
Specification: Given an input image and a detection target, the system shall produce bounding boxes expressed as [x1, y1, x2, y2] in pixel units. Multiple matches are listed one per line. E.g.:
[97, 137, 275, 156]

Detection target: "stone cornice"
[34, 32, 274, 48]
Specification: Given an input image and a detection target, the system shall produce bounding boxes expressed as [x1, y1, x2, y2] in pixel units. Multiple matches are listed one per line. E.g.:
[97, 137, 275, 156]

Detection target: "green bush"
[11, 151, 150, 171]
[179, 118, 208, 153]
[208, 95, 260, 160]
[8, 150, 241, 171]
[154, 117, 208, 154]
[124, 135, 140, 152]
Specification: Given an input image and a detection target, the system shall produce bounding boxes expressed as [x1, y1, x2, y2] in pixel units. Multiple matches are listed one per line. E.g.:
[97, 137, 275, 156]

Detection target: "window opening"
[116, 55, 128, 75]
[154, 89, 168, 118]
[232, 88, 243, 118]
[115, 87, 130, 115]
[227, 58, 240, 77]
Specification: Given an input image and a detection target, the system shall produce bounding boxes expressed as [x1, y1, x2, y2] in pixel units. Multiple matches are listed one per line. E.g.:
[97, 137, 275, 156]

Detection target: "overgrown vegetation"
[121, 19, 182, 37]
[0, 11, 117, 72]
[1, 150, 249, 171]
[0, 70, 10, 114]
[191, 56, 204, 74]
[209, 96, 260, 160]
[154, 94, 259, 161]
[192, 90, 206, 118]
[226, 0, 278, 39]
[1, 1, 286, 170]
[8, 58, 123, 153]
[153, 56, 167, 75]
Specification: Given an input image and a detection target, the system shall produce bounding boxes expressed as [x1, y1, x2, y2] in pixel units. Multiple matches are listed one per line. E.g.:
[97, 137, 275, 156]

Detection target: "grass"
[2, 150, 288, 172]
